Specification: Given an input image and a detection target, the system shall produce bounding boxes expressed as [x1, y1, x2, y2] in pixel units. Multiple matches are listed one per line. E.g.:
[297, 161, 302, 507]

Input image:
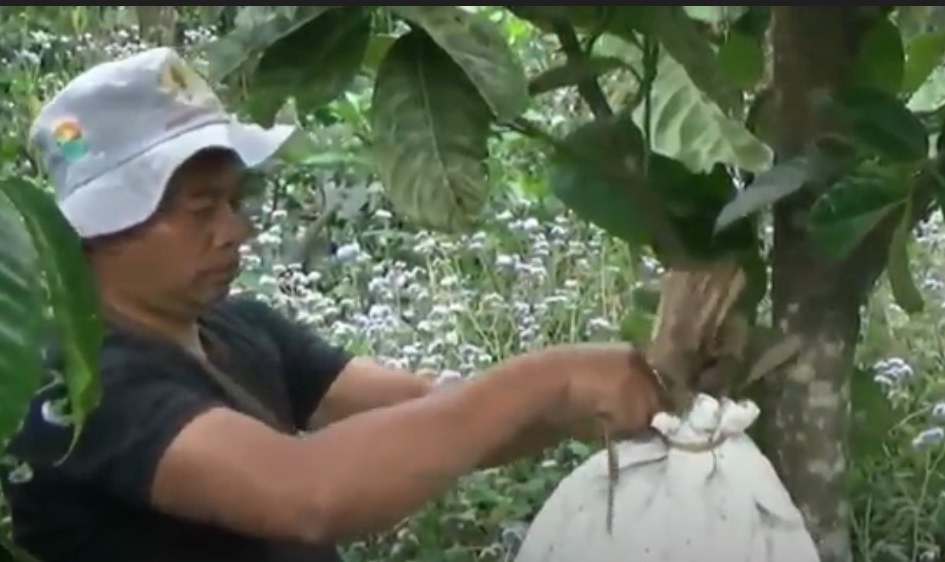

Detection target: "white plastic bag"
[515, 394, 820, 562]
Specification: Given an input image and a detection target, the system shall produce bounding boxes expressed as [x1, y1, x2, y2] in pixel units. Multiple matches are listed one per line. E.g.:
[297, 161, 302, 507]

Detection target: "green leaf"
[0, 193, 44, 444]
[903, 31, 945, 95]
[548, 117, 650, 247]
[528, 57, 626, 96]
[371, 30, 492, 232]
[716, 32, 764, 90]
[204, 7, 337, 83]
[886, 201, 924, 314]
[715, 141, 858, 231]
[715, 157, 814, 231]
[644, 6, 742, 113]
[0, 178, 102, 448]
[249, 7, 372, 123]
[388, 6, 529, 120]
[817, 87, 929, 163]
[549, 115, 755, 259]
[634, 49, 773, 174]
[808, 166, 908, 261]
[853, 17, 904, 95]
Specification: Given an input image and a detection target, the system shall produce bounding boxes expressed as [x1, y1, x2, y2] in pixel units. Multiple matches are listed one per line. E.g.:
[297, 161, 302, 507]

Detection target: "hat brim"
[60, 120, 294, 238]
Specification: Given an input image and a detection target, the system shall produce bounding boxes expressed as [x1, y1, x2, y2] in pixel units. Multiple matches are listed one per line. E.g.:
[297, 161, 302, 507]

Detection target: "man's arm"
[237, 297, 600, 463]
[308, 358, 432, 428]
[312, 360, 602, 465]
[151, 348, 575, 542]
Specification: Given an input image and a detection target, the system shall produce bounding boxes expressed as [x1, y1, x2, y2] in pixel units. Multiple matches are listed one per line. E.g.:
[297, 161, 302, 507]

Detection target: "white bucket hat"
[29, 46, 294, 238]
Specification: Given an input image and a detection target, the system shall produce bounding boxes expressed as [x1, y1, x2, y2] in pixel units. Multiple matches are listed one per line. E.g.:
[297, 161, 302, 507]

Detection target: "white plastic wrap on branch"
[515, 395, 820, 562]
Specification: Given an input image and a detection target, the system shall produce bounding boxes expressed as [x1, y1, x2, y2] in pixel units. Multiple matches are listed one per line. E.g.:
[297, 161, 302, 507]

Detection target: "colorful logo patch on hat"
[52, 119, 86, 161]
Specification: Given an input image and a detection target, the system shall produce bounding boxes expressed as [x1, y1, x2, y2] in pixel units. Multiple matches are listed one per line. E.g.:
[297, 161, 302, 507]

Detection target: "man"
[1, 47, 661, 561]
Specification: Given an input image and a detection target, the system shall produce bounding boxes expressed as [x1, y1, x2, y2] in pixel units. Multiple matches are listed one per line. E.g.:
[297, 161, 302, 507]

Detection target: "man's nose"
[214, 204, 251, 248]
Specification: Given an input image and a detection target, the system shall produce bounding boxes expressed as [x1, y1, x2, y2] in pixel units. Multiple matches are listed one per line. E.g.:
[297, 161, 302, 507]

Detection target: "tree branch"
[552, 21, 613, 119]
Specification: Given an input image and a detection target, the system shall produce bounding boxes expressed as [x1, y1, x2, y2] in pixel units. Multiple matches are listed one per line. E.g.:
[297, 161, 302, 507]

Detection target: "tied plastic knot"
[651, 394, 759, 452]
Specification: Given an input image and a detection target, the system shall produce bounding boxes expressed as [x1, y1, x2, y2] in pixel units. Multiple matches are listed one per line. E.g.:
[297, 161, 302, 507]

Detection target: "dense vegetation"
[3, 6, 945, 561]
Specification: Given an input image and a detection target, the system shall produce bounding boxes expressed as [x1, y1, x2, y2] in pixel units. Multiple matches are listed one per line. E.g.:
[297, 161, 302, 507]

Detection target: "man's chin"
[196, 283, 233, 310]
[207, 284, 232, 303]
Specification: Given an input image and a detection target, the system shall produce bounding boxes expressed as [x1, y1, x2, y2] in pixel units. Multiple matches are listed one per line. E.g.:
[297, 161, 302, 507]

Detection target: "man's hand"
[477, 344, 662, 467]
[557, 343, 662, 440]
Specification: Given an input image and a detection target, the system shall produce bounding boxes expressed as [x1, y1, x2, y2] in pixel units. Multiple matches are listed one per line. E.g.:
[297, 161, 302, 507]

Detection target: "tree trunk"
[766, 7, 866, 562]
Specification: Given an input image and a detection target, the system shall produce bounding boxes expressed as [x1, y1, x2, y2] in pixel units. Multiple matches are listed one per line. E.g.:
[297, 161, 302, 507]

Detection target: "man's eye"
[191, 206, 216, 218]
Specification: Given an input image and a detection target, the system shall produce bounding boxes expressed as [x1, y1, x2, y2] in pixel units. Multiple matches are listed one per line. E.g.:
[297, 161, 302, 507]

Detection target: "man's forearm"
[304, 351, 572, 541]
[478, 413, 600, 468]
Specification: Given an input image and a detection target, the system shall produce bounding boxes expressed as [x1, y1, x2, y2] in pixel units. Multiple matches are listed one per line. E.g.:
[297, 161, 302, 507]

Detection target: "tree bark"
[766, 7, 865, 562]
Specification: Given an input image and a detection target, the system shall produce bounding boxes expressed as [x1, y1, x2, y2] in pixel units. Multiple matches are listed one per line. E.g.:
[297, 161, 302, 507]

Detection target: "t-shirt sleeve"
[7, 354, 217, 506]
[230, 297, 353, 427]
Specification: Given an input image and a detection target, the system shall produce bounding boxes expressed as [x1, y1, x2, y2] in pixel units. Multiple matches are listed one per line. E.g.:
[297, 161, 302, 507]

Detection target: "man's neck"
[99, 293, 204, 356]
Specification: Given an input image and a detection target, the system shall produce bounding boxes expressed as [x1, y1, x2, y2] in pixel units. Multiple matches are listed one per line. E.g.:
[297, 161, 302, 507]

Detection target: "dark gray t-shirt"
[2, 297, 351, 562]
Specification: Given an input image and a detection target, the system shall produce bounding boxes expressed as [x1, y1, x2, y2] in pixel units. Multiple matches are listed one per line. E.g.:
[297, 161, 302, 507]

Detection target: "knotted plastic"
[515, 394, 820, 562]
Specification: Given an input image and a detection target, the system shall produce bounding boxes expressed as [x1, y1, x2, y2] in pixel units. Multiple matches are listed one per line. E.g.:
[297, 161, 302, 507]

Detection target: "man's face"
[92, 149, 254, 317]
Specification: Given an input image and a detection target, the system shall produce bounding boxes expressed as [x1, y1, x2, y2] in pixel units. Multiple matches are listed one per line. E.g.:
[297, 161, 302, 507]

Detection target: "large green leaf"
[549, 114, 755, 259]
[852, 17, 904, 95]
[388, 6, 529, 121]
[5, 181, 102, 436]
[248, 7, 372, 123]
[817, 87, 929, 163]
[204, 7, 337, 83]
[808, 166, 909, 261]
[0, 194, 43, 442]
[634, 49, 773, 174]
[548, 116, 650, 247]
[902, 31, 945, 95]
[0, 178, 102, 447]
[371, 30, 492, 232]
[643, 6, 742, 113]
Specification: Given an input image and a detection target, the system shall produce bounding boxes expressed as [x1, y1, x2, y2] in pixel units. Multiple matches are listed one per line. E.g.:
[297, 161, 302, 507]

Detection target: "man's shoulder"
[206, 294, 286, 332]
